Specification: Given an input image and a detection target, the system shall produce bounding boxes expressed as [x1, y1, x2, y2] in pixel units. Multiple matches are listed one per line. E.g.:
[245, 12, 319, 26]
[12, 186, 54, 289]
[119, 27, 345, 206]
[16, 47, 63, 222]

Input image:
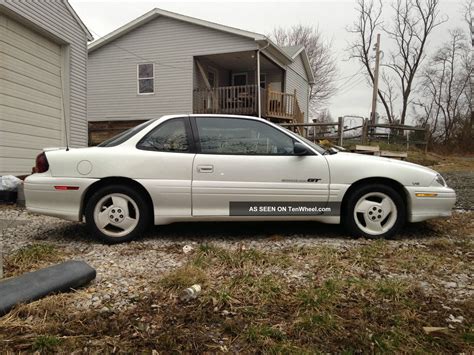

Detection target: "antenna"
[60, 66, 69, 151]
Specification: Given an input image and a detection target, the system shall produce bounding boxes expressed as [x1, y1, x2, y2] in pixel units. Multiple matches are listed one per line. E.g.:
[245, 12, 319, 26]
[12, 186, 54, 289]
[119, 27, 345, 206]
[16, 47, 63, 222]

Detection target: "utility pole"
[370, 33, 381, 125]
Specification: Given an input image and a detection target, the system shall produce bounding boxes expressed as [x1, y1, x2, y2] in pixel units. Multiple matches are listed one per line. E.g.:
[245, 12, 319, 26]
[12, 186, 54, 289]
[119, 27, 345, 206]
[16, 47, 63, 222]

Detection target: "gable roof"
[282, 45, 314, 84]
[281, 45, 304, 58]
[88, 7, 314, 83]
[63, 0, 93, 41]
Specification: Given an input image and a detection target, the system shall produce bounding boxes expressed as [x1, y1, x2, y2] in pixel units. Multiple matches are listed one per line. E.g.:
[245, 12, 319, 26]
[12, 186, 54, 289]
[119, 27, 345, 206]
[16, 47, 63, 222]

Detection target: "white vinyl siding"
[88, 16, 257, 121]
[285, 54, 310, 122]
[0, 14, 63, 175]
[1, 0, 89, 148]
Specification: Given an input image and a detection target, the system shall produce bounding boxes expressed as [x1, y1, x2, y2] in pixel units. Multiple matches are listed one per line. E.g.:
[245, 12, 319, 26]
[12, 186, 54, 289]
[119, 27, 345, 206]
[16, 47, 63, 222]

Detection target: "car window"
[137, 118, 190, 152]
[98, 119, 156, 147]
[196, 117, 296, 155]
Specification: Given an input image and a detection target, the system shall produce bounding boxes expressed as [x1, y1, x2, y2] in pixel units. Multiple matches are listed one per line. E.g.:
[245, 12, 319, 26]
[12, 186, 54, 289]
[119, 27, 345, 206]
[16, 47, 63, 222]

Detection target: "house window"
[260, 73, 267, 89]
[138, 63, 154, 94]
[207, 67, 218, 88]
[232, 72, 247, 86]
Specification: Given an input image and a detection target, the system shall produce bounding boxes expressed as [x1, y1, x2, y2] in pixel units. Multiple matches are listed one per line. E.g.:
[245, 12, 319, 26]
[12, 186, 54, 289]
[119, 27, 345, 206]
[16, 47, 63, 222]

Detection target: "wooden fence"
[281, 117, 430, 151]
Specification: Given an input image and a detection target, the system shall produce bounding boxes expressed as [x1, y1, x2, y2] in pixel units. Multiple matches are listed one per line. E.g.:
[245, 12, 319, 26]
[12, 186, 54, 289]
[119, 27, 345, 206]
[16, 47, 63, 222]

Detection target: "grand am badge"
[281, 178, 321, 183]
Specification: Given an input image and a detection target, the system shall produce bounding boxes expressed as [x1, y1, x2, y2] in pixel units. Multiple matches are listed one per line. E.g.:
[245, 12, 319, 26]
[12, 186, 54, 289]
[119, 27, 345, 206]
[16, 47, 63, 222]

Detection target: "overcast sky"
[71, 0, 467, 122]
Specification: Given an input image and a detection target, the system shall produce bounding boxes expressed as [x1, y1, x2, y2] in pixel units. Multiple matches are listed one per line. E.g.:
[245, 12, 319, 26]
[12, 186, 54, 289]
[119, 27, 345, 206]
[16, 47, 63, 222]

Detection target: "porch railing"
[265, 89, 303, 123]
[193, 84, 258, 115]
[193, 85, 304, 123]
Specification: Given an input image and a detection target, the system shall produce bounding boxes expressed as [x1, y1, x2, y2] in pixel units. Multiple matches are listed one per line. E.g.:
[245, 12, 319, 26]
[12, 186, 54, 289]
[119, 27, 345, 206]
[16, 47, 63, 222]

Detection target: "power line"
[337, 76, 366, 96]
[88, 28, 190, 71]
[334, 68, 364, 83]
[335, 68, 365, 92]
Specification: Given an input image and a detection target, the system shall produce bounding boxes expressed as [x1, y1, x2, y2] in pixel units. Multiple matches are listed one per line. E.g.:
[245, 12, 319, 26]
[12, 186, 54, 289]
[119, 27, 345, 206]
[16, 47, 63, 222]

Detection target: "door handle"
[197, 165, 214, 173]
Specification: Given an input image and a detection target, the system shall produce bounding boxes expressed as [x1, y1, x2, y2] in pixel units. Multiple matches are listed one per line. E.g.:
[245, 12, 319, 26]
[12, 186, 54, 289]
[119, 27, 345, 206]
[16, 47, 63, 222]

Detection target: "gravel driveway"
[1, 204, 473, 307]
[0, 172, 474, 353]
[444, 171, 474, 210]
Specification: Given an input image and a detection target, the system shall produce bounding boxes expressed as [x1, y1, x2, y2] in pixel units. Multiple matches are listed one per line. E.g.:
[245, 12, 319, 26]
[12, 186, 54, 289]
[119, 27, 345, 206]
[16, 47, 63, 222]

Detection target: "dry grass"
[428, 154, 474, 172]
[3, 244, 67, 277]
[0, 214, 472, 353]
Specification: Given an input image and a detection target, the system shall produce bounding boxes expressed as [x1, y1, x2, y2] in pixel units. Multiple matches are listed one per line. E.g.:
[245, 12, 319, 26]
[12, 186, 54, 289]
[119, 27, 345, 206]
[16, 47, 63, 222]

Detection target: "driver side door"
[191, 116, 330, 217]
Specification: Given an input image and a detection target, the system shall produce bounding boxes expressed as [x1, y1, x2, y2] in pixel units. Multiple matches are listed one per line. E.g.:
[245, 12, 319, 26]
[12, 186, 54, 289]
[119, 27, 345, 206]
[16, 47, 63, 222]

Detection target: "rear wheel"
[85, 185, 150, 244]
[344, 184, 405, 239]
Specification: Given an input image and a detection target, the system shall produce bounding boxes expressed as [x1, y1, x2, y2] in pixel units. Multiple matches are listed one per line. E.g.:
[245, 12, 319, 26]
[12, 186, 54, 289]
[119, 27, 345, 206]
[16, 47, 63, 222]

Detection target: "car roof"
[161, 114, 271, 123]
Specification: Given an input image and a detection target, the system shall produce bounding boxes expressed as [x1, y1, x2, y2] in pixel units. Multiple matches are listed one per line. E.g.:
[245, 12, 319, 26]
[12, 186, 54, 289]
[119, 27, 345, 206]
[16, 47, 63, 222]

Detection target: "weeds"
[33, 335, 62, 352]
[0, 213, 472, 353]
[4, 244, 65, 276]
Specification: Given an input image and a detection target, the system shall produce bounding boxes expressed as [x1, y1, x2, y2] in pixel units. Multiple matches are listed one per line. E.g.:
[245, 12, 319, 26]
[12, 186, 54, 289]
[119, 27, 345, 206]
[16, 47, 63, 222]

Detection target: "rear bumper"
[24, 174, 98, 222]
[406, 186, 456, 223]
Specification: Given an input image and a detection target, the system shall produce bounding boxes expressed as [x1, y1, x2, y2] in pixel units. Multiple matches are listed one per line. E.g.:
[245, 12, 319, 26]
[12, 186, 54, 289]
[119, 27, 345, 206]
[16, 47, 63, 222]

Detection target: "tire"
[343, 183, 406, 239]
[85, 184, 150, 244]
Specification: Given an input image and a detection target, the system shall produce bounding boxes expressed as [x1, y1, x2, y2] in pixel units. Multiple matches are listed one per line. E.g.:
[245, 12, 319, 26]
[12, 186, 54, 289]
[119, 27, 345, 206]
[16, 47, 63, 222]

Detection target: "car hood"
[338, 152, 437, 173]
[325, 152, 439, 187]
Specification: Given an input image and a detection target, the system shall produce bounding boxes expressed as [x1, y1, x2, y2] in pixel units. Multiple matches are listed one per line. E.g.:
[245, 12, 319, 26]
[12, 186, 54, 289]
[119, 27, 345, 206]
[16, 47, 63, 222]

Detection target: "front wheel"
[85, 185, 150, 244]
[343, 184, 406, 239]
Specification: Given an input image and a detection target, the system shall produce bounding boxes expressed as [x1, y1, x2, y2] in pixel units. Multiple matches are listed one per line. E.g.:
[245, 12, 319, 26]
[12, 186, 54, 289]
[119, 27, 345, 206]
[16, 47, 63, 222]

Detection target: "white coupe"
[25, 115, 456, 243]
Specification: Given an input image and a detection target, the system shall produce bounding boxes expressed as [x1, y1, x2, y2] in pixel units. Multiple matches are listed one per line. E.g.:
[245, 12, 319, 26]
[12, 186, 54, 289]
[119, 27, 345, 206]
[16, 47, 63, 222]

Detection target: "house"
[87, 8, 314, 145]
[0, 0, 93, 176]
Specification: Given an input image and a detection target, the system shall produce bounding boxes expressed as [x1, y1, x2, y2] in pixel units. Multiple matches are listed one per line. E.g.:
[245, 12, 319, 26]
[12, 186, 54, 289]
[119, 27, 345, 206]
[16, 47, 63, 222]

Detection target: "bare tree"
[271, 25, 338, 117]
[461, 0, 473, 144]
[415, 29, 472, 144]
[347, 0, 396, 123]
[461, 0, 473, 32]
[384, 0, 447, 124]
[348, 0, 447, 124]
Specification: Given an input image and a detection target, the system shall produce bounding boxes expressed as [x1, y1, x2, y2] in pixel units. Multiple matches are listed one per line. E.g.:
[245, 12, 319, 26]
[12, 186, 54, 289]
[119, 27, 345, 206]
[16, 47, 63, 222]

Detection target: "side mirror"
[294, 142, 308, 156]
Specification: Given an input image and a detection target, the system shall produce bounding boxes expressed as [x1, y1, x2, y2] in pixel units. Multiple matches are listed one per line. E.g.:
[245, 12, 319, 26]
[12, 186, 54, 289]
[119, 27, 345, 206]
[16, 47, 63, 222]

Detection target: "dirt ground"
[0, 156, 473, 353]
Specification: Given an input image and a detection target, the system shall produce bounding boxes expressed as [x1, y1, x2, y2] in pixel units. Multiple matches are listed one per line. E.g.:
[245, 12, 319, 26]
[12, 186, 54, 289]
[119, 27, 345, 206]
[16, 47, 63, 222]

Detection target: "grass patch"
[159, 265, 208, 290]
[4, 244, 65, 277]
[192, 243, 293, 270]
[0, 232, 473, 353]
[33, 335, 62, 352]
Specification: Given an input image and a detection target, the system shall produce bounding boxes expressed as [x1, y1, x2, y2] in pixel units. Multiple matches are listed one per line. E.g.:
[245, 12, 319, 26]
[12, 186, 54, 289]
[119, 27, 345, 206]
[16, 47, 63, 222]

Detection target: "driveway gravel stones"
[1, 203, 473, 312]
[443, 171, 474, 210]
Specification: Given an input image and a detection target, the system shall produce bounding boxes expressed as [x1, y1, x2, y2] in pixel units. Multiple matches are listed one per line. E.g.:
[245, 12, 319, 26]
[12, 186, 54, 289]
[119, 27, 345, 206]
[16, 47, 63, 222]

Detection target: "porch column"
[256, 49, 261, 117]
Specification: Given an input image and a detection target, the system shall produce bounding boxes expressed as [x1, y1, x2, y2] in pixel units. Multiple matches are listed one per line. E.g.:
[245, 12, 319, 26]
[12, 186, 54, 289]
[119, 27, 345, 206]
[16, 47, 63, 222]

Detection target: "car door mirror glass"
[294, 142, 308, 156]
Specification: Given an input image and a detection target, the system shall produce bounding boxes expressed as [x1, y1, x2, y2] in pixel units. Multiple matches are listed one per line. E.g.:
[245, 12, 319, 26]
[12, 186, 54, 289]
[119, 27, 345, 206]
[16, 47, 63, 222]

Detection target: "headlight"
[432, 174, 447, 187]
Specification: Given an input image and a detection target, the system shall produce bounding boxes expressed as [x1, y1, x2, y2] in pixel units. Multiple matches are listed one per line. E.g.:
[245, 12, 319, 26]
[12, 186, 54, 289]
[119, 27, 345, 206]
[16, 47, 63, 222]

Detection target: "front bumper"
[406, 186, 456, 223]
[24, 174, 98, 221]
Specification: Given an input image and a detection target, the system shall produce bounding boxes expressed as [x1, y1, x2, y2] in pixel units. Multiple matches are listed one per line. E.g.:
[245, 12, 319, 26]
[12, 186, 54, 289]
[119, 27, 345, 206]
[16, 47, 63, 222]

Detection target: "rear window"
[98, 119, 156, 147]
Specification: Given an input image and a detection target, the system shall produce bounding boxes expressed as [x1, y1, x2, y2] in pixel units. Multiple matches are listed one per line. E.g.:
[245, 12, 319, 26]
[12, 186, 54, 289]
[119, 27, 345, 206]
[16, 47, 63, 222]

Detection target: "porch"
[193, 51, 304, 123]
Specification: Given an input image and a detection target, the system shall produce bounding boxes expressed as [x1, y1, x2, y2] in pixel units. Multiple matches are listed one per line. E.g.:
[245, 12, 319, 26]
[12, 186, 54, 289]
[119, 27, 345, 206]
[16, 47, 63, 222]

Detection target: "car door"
[134, 117, 195, 218]
[191, 116, 330, 217]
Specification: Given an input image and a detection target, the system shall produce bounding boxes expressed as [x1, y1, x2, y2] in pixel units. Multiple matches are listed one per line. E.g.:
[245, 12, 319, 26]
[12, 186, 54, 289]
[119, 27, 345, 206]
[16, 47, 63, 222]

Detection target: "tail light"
[34, 152, 49, 173]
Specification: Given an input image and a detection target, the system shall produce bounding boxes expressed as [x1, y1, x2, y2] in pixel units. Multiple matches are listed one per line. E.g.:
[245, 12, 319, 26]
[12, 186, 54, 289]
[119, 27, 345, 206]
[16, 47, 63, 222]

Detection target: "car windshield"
[98, 119, 157, 147]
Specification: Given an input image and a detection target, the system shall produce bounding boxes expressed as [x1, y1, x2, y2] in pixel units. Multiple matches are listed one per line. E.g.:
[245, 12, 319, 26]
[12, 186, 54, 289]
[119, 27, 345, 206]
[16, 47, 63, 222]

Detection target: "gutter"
[257, 42, 271, 118]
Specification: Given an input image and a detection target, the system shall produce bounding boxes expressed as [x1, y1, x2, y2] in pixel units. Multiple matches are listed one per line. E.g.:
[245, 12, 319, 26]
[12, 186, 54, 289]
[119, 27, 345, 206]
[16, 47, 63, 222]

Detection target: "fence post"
[338, 116, 344, 146]
[362, 118, 368, 144]
[424, 124, 430, 153]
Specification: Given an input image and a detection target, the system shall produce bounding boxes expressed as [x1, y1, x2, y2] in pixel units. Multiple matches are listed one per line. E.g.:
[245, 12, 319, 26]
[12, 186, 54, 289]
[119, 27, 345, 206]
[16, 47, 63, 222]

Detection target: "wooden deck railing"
[193, 85, 304, 123]
[193, 84, 258, 115]
[265, 89, 303, 123]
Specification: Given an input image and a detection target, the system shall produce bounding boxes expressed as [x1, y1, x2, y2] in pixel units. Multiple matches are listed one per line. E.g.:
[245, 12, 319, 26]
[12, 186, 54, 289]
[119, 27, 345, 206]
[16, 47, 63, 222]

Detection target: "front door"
[191, 117, 329, 217]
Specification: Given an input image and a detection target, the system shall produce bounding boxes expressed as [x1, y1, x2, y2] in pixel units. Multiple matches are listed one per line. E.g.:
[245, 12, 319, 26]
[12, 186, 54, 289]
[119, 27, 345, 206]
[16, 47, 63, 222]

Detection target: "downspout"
[257, 42, 270, 118]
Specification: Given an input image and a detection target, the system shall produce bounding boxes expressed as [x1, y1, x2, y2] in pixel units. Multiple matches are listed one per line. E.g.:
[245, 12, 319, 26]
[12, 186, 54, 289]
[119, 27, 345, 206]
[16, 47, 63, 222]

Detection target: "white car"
[25, 115, 456, 243]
